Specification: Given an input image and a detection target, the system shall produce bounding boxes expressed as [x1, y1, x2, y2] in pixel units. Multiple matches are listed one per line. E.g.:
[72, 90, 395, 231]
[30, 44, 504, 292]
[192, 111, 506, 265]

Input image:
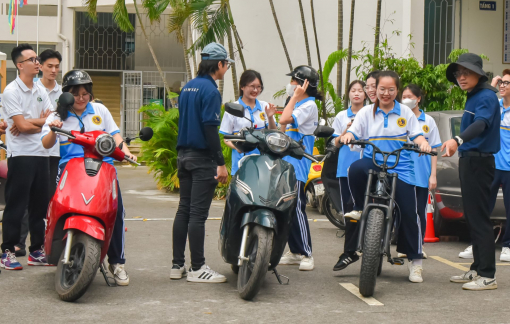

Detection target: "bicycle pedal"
[349, 219, 358, 223]
[390, 258, 405, 265]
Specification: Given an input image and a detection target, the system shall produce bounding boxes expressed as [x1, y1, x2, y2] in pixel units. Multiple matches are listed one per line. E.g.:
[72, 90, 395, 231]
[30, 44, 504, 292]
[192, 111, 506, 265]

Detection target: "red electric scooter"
[44, 93, 153, 302]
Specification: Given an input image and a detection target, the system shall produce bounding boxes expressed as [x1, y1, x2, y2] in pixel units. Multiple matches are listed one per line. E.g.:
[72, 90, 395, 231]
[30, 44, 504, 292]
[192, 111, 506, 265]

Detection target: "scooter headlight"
[266, 132, 290, 153]
[95, 134, 116, 156]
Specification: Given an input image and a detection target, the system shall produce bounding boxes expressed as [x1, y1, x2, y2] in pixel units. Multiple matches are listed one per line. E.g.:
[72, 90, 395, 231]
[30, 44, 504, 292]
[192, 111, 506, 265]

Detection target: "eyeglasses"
[453, 69, 473, 79]
[498, 80, 510, 88]
[364, 85, 376, 92]
[245, 85, 262, 92]
[224, 61, 232, 69]
[73, 93, 90, 100]
[377, 88, 397, 95]
[19, 56, 40, 64]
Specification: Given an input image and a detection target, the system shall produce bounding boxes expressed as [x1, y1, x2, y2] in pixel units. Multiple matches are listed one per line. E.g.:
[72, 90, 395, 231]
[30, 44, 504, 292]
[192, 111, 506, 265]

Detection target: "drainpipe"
[57, 0, 69, 74]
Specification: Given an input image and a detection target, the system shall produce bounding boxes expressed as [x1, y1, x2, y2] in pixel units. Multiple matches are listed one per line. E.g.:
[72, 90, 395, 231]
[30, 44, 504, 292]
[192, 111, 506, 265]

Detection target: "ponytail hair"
[373, 71, 401, 118]
[291, 77, 325, 101]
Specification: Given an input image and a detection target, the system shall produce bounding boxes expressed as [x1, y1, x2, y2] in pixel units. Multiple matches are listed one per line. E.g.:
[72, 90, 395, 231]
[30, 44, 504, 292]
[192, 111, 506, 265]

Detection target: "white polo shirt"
[3, 77, 53, 157]
[37, 79, 62, 157]
[332, 106, 363, 177]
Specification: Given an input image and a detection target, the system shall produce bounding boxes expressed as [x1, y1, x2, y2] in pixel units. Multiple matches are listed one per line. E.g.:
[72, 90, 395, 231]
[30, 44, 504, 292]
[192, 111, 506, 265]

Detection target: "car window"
[450, 117, 462, 137]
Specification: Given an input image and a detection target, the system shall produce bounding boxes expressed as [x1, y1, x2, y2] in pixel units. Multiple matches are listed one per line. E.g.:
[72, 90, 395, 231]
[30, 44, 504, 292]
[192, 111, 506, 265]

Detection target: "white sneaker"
[462, 277, 497, 291]
[187, 265, 226, 283]
[109, 263, 129, 286]
[459, 245, 473, 259]
[397, 253, 407, 258]
[450, 270, 477, 283]
[344, 210, 362, 221]
[170, 264, 187, 280]
[279, 251, 303, 265]
[299, 256, 314, 271]
[408, 263, 423, 283]
[500, 247, 510, 262]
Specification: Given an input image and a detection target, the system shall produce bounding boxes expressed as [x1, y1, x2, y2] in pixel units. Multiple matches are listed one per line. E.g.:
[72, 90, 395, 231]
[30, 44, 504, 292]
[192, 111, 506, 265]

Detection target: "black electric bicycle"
[348, 140, 436, 297]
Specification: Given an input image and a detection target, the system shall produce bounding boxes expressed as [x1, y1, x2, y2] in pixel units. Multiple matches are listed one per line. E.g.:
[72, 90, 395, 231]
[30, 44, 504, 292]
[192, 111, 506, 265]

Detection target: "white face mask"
[402, 98, 418, 109]
[286, 84, 297, 97]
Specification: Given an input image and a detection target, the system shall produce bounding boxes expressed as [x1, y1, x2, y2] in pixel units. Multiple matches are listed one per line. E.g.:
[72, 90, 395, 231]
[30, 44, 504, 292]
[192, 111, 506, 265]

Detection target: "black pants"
[287, 181, 312, 257]
[172, 150, 218, 269]
[17, 156, 60, 249]
[339, 177, 358, 253]
[459, 156, 496, 278]
[2, 156, 49, 253]
[489, 169, 510, 248]
[348, 158, 423, 259]
[416, 186, 429, 241]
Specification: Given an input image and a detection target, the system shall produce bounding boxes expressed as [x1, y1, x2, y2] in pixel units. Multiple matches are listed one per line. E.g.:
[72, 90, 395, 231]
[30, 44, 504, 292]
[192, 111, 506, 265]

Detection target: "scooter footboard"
[64, 216, 106, 241]
[241, 209, 277, 232]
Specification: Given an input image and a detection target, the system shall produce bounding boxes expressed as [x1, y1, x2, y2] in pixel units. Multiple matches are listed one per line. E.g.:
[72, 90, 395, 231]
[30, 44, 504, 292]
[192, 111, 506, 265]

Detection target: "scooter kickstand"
[100, 261, 117, 287]
[272, 268, 289, 285]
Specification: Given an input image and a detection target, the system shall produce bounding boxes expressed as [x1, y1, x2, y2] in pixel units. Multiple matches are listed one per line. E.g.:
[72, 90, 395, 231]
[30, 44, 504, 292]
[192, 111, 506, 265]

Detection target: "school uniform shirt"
[495, 99, 510, 171]
[37, 80, 62, 157]
[41, 102, 120, 166]
[283, 97, 319, 183]
[410, 110, 441, 188]
[219, 98, 275, 175]
[347, 100, 423, 185]
[2, 77, 53, 157]
[331, 106, 362, 178]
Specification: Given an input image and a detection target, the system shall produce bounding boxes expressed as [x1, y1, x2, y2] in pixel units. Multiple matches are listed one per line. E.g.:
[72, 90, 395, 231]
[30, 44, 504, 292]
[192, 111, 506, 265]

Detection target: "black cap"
[286, 65, 319, 87]
[62, 70, 93, 92]
[446, 53, 488, 85]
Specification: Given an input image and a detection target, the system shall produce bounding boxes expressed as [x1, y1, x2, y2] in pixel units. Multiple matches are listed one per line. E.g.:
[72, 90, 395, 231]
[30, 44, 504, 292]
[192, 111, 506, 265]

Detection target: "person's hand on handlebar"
[413, 135, 432, 154]
[341, 132, 355, 145]
[49, 120, 64, 130]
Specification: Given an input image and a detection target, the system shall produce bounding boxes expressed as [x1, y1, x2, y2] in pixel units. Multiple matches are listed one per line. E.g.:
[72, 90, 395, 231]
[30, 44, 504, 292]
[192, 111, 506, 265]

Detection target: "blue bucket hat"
[201, 42, 235, 63]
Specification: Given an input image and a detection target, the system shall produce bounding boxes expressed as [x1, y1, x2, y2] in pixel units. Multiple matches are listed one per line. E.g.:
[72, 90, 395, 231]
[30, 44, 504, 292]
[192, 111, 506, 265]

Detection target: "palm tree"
[269, 0, 292, 72]
[226, 1, 246, 71]
[343, 0, 355, 109]
[310, 0, 326, 121]
[336, 0, 343, 97]
[166, 0, 193, 81]
[225, 5, 239, 97]
[374, 0, 382, 69]
[188, 21, 197, 77]
[298, 0, 311, 66]
[85, 0, 171, 93]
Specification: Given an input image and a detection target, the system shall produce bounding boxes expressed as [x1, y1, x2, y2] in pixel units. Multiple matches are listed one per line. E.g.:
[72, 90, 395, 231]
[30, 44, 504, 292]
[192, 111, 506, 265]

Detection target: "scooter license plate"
[314, 184, 325, 196]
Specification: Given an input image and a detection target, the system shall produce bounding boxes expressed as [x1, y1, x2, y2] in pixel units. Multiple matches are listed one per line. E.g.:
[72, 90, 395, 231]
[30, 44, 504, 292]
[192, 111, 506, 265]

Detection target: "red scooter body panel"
[45, 130, 125, 265]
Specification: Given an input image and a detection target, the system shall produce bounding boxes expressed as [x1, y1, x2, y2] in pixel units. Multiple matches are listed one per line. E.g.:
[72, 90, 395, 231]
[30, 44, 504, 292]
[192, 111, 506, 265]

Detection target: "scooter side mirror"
[225, 102, 245, 118]
[313, 125, 334, 138]
[58, 92, 75, 107]
[139, 127, 153, 141]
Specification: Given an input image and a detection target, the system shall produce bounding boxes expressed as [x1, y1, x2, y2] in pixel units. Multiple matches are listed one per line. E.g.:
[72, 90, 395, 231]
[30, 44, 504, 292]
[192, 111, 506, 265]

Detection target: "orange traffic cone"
[424, 192, 440, 243]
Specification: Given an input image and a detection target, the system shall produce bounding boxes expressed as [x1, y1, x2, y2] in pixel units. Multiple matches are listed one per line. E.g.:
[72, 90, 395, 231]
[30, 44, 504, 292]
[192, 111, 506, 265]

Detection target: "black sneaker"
[333, 252, 359, 271]
[14, 248, 26, 257]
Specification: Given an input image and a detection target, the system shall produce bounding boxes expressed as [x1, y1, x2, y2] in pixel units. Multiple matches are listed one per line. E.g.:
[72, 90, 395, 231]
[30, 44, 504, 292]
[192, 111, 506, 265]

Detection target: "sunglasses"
[19, 56, 40, 64]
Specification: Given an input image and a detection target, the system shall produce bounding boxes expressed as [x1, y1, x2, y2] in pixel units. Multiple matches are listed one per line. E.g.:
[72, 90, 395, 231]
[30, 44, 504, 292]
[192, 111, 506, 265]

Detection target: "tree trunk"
[188, 21, 197, 78]
[218, 36, 225, 99]
[298, 0, 311, 66]
[310, 0, 326, 122]
[336, 0, 343, 97]
[133, 0, 170, 94]
[373, 0, 382, 69]
[180, 28, 193, 82]
[227, 25, 239, 98]
[343, 0, 355, 110]
[269, 0, 292, 71]
[226, 2, 247, 71]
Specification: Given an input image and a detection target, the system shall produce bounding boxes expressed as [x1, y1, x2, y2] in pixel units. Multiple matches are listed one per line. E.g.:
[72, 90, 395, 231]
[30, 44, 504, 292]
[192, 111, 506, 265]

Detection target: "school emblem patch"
[259, 112, 266, 121]
[92, 115, 102, 125]
[37, 97, 42, 102]
[397, 117, 407, 128]
[422, 125, 430, 133]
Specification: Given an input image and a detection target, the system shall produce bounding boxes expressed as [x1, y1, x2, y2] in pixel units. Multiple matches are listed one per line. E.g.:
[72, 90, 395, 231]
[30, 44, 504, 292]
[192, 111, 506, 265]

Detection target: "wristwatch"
[454, 136, 463, 146]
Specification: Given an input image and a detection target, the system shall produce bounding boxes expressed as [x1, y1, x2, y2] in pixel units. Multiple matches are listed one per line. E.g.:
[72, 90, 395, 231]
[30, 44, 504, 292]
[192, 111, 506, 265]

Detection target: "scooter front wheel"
[238, 225, 274, 300]
[359, 208, 385, 297]
[55, 233, 101, 302]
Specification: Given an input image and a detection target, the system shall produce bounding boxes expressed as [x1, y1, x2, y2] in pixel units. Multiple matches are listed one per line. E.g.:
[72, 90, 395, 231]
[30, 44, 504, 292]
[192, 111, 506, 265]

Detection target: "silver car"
[427, 111, 506, 236]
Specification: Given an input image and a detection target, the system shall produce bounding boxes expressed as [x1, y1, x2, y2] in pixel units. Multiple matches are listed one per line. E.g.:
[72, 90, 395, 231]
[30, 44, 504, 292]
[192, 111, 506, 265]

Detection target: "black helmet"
[286, 65, 319, 87]
[62, 69, 93, 92]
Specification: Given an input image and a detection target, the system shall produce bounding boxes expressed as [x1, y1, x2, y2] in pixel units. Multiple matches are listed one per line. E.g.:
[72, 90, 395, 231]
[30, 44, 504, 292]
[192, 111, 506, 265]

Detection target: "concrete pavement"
[1, 165, 510, 323]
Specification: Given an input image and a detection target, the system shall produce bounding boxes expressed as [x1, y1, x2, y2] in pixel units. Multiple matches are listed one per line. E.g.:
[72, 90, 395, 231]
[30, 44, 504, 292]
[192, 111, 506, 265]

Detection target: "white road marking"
[339, 283, 384, 306]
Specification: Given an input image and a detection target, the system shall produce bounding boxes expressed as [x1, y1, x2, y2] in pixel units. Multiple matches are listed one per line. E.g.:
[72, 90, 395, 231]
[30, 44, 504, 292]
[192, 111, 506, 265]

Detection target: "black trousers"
[17, 156, 60, 249]
[489, 169, 510, 248]
[416, 186, 429, 242]
[287, 181, 312, 257]
[339, 177, 358, 253]
[172, 150, 218, 269]
[459, 156, 496, 278]
[2, 156, 49, 253]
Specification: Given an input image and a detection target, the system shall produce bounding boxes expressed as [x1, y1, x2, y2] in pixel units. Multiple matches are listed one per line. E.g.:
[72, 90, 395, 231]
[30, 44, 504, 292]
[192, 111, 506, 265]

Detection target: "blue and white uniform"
[410, 110, 441, 240]
[331, 106, 364, 253]
[219, 98, 274, 174]
[283, 97, 318, 257]
[489, 99, 510, 248]
[41, 102, 126, 265]
[347, 101, 426, 259]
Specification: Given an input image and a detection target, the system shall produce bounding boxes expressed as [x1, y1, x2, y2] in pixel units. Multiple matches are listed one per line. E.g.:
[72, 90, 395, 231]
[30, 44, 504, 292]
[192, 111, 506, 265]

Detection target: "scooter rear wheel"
[359, 208, 385, 297]
[238, 225, 274, 300]
[323, 194, 345, 230]
[55, 233, 101, 302]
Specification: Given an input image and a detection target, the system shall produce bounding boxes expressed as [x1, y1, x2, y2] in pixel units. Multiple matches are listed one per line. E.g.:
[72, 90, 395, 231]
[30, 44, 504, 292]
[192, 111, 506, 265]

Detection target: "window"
[450, 117, 462, 138]
[424, 0, 455, 65]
